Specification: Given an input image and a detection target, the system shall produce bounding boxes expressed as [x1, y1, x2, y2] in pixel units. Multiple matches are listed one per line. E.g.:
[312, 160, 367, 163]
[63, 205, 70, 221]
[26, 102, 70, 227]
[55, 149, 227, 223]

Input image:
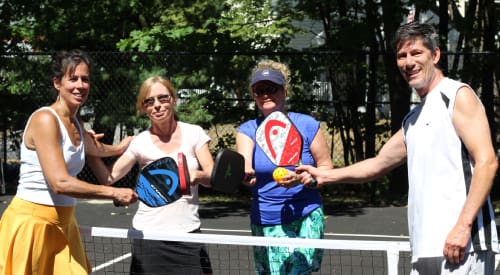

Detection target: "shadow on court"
[199, 201, 251, 219]
[198, 199, 368, 219]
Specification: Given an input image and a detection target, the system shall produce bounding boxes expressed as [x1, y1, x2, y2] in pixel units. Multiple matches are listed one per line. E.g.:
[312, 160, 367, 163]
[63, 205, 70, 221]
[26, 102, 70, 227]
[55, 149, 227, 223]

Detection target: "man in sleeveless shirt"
[297, 22, 498, 274]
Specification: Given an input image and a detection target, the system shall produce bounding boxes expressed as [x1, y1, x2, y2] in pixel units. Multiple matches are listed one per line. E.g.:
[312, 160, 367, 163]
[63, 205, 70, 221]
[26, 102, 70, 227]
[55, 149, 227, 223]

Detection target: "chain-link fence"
[0, 51, 388, 159]
[1, 51, 499, 199]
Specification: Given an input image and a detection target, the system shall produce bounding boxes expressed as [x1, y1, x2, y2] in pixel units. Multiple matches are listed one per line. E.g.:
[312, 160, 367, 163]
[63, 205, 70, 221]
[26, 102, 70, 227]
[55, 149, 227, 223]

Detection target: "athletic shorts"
[251, 207, 324, 275]
[130, 229, 212, 275]
[0, 196, 90, 275]
[410, 251, 495, 275]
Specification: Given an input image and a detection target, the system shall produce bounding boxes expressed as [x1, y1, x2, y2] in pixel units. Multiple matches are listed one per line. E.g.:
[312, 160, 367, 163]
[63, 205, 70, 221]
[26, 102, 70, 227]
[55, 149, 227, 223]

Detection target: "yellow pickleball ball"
[272, 167, 289, 182]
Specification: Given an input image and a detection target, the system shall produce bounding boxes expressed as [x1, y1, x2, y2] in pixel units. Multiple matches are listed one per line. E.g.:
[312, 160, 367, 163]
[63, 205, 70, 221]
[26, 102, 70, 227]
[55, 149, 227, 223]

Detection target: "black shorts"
[130, 233, 212, 275]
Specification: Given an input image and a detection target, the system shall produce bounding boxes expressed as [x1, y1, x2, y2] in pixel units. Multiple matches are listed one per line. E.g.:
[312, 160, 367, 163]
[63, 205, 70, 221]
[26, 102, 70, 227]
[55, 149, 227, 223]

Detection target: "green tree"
[292, 0, 409, 200]
[116, 0, 303, 148]
[2, 0, 498, 200]
[0, 0, 146, 147]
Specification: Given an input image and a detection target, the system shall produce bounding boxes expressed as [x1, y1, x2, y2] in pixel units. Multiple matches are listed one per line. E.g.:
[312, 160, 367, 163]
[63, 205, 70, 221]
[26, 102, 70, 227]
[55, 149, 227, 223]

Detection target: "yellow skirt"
[0, 197, 91, 275]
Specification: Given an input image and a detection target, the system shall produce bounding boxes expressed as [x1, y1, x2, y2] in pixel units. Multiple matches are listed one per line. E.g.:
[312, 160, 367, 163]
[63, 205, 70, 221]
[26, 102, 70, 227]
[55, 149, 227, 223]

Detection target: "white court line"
[324, 232, 409, 239]
[201, 227, 410, 240]
[92, 252, 131, 272]
[201, 228, 250, 233]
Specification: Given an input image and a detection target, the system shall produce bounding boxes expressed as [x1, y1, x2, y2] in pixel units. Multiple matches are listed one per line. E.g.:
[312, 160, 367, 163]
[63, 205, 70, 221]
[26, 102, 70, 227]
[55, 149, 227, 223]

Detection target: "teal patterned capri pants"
[251, 207, 324, 275]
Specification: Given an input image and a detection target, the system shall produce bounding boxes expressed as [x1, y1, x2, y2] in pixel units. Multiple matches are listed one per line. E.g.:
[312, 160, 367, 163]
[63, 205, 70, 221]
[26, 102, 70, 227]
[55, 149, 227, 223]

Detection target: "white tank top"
[403, 78, 498, 261]
[16, 107, 85, 206]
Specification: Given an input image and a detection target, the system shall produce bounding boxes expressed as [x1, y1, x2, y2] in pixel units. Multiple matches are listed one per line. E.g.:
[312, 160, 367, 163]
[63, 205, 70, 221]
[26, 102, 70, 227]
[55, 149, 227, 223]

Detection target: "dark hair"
[51, 49, 92, 81]
[392, 22, 439, 54]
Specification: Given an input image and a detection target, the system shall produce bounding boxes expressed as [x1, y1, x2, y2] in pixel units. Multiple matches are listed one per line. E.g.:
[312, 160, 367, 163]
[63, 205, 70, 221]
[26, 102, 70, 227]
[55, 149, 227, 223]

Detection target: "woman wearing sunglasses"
[88, 76, 214, 275]
[236, 60, 333, 274]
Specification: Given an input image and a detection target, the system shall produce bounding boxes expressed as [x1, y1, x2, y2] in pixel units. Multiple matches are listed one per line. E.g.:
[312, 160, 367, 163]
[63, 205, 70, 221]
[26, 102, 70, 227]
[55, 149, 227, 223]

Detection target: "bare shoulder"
[25, 109, 60, 147]
[453, 85, 491, 146]
[29, 109, 60, 132]
[454, 86, 483, 114]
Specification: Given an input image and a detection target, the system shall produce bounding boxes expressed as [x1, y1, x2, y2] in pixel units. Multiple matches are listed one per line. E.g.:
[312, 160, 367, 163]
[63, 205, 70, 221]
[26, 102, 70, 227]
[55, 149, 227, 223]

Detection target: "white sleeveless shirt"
[403, 78, 498, 261]
[16, 107, 85, 206]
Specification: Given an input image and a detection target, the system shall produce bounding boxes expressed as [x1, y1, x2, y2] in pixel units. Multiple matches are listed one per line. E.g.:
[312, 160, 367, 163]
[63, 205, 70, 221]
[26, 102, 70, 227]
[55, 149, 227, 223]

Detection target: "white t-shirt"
[403, 78, 498, 261]
[124, 121, 210, 232]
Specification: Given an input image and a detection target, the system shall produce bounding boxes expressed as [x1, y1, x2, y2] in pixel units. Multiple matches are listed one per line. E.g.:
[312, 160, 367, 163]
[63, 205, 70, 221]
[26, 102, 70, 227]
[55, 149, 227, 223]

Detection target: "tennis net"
[80, 225, 412, 275]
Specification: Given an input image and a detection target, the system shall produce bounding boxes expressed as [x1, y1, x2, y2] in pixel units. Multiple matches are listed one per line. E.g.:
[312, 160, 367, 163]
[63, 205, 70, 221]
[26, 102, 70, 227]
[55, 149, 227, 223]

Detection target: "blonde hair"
[136, 76, 178, 115]
[249, 60, 291, 91]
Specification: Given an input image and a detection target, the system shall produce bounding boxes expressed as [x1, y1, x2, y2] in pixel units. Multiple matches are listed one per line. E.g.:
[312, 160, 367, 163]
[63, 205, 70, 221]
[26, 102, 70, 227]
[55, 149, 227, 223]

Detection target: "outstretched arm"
[83, 125, 134, 158]
[282, 125, 333, 188]
[296, 129, 407, 187]
[86, 154, 137, 186]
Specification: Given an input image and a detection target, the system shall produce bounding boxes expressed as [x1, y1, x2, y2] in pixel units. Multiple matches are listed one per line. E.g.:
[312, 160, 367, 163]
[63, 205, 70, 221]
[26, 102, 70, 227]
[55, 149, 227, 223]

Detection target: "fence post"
[1, 158, 5, 194]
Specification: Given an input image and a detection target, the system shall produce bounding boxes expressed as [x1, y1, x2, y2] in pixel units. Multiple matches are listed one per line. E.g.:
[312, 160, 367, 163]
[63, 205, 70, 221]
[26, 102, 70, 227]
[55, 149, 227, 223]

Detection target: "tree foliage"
[1, 0, 499, 199]
[115, 0, 305, 147]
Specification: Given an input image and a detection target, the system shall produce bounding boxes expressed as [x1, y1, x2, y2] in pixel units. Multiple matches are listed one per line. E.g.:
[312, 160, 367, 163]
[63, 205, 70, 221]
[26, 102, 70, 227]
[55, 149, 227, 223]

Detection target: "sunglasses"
[143, 94, 172, 107]
[253, 85, 280, 97]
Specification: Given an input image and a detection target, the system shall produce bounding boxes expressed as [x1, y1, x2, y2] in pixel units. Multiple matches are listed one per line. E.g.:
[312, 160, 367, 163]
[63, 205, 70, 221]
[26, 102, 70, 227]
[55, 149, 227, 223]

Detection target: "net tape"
[80, 226, 411, 275]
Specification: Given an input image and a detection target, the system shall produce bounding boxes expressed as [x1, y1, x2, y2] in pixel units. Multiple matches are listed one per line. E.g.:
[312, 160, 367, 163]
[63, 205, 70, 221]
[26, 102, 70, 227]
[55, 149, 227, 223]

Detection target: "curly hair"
[249, 59, 291, 92]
